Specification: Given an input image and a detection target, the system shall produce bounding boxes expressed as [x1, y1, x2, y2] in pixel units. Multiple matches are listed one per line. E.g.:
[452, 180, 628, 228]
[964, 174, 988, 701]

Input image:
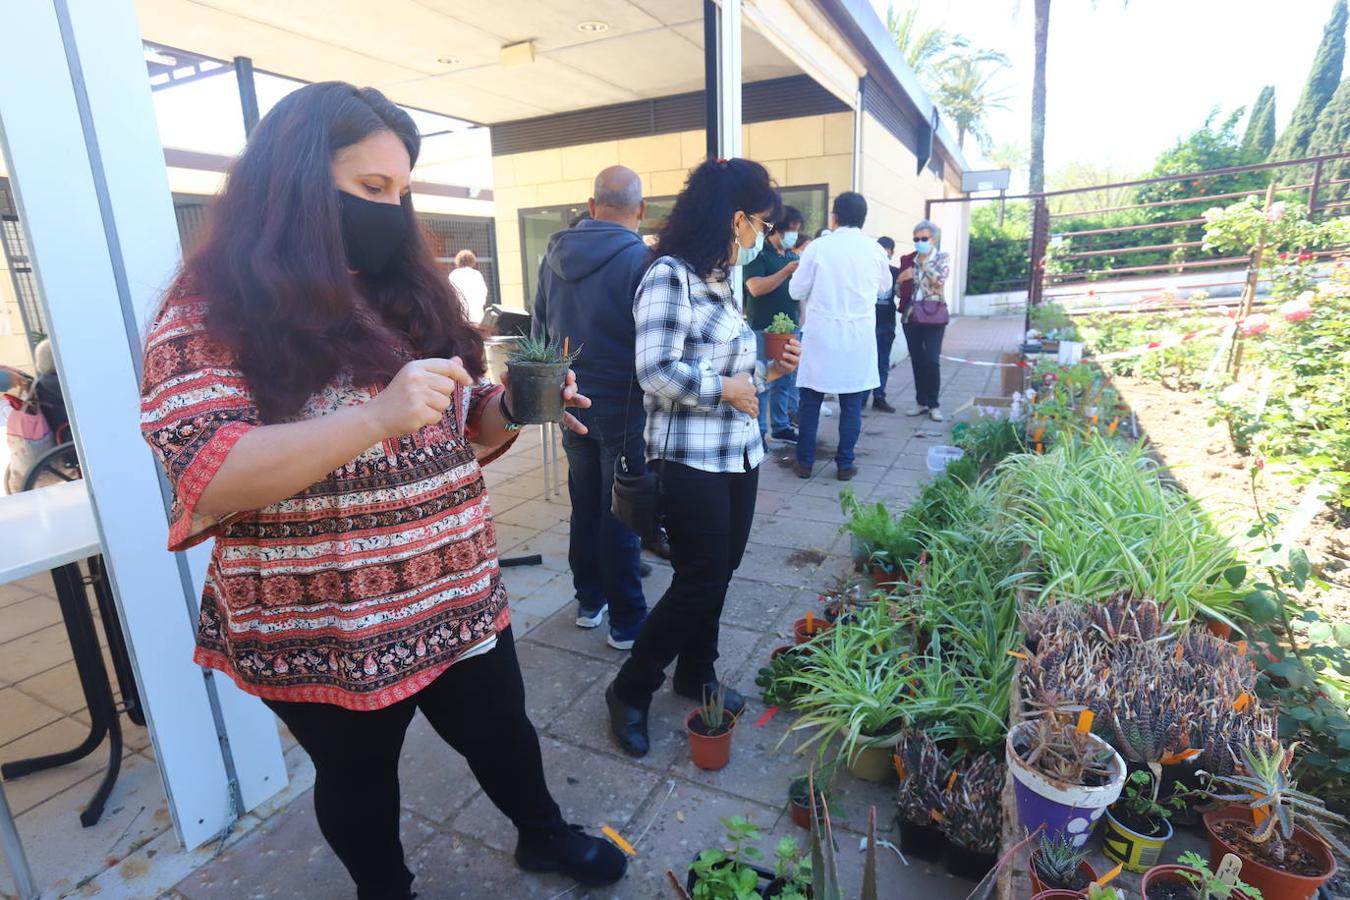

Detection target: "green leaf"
[1289, 548, 1311, 590]
[1223, 565, 1247, 589]
[1243, 589, 1280, 625]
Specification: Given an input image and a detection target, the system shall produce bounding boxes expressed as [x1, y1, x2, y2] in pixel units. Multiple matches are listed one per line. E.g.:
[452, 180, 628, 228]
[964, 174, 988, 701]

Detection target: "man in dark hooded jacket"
[532, 166, 650, 650]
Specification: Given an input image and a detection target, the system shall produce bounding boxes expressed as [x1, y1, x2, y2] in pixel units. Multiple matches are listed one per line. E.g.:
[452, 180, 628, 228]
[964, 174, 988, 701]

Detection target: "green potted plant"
[757, 644, 810, 709]
[1141, 852, 1263, 900]
[686, 683, 738, 771]
[685, 816, 778, 899]
[503, 334, 579, 424]
[1102, 770, 1185, 873]
[1200, 741, 1346, 900]
[786, 771, 831, 832]
[763, 311, 797, 364]
[838, 488, 893, 571]
[1030, 831, 1099, 896]
[1006, 713, 1126, 844]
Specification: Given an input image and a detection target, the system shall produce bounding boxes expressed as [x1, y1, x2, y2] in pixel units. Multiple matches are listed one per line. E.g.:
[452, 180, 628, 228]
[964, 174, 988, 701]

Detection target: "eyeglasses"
[748, 214, 774, 235]
[913, 234, 931, 241]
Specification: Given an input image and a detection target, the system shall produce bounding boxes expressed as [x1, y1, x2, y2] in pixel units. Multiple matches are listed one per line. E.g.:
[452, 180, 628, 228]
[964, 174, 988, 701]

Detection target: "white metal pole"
[0, 0, 285, 848]
[716, 0, 743, 160]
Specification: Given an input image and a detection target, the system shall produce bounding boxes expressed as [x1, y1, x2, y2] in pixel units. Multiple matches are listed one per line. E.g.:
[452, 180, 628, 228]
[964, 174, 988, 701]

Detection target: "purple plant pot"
[1006, 721, 1126, 848]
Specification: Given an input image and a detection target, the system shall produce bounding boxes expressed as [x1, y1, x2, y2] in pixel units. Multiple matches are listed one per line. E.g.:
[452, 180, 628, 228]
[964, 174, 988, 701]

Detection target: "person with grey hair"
[897, 218, 951, 421]
[531, 165, 652, 651]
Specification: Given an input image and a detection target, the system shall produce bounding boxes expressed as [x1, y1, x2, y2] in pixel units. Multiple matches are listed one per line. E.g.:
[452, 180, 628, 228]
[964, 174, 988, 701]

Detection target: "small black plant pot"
[504, 360, 569, 424]
[899, 819, 947, 862]
[944, 843, 996, 881]
[686, 854, 778, 897]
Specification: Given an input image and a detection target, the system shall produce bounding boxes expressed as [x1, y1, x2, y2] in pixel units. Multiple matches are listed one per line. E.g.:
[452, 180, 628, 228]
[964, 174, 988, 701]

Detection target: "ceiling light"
[577, 20, 609, 33]
[437, 56, 460, 65]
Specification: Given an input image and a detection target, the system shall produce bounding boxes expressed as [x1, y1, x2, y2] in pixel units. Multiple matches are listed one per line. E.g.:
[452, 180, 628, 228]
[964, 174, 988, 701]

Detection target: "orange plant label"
[1007, 649, 1029, 660]
[930, 809, 946, 824]
[945, 770, 958, 793]
[894, 757, 906, 781]
[1233, 692, 1253, 712]
[1095, 862, 1124, 887]
[1237, 640, 1248, 655]
[805, 611, 815, 632]
[1076, 710, 1095, 734]
[602, 825, 637, 856]
[1160, 748, 1203, 765]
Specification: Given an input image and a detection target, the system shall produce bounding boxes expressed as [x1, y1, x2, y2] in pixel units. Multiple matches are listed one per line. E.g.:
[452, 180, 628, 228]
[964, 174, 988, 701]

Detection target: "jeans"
[613, 461, 758, 707]
[754, 330, 797, 435]
[875, 302, 897, 400]
[797, 388, 869, 470]
[902, 321, 946, 409]
[560, 404, 648, 631]
[266, 627, 563, 900]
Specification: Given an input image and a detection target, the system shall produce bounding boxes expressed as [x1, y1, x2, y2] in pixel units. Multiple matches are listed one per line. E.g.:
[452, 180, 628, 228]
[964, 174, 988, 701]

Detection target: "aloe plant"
[505, 333, 580, 365]
[1033, 831, 1092, 890]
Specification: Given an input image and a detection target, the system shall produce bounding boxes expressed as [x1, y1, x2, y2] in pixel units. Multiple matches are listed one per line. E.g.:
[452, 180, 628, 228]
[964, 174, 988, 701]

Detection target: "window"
[518, 197, 675, 310]
[779, 184, 828, 237]
[0, 177, 46, 347]
[517, 186, 824, 311]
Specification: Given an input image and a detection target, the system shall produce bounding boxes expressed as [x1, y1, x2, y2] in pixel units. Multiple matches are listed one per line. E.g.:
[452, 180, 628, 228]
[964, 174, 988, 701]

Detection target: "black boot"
[672, 681, 747, 719]
[515, 823, 628, 886]
[606, 682, 650, 757]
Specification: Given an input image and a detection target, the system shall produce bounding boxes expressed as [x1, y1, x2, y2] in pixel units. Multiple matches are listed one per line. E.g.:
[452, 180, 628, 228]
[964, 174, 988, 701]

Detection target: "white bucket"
[1057, 341, 1084, 365]
[926, 445, 965, 477]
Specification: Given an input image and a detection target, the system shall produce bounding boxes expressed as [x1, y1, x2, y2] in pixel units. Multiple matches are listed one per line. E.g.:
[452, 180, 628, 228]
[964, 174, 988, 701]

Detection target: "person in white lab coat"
[788, 192, 892, 481]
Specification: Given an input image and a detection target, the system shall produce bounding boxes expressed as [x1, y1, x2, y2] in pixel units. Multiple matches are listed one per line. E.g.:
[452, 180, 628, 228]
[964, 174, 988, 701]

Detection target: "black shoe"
[771, 428, 799, 444]
[873, 397, 897, 413]
[605, 682, 650, 757]
[793, 462, 812, 479]
[516, 823, 628, 887]
[672, 681, 747, 719]
[642, 529, 673, 561]
[837, 466, 857, 481]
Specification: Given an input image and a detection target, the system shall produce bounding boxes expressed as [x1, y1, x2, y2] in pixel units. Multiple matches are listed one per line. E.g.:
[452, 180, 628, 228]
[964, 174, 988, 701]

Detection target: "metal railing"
[931, 150, 1350, 305]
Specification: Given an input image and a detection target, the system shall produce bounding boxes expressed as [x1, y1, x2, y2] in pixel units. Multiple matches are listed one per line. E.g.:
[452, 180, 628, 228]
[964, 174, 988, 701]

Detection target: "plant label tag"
[756, 706, 778, 728]
[1076, 709, 1095, 734]
[1215, 854, 1242, 888]
[1095, 862, 1124, 887]
[602, 825, 636, 857]
[805, 611, 815, 631]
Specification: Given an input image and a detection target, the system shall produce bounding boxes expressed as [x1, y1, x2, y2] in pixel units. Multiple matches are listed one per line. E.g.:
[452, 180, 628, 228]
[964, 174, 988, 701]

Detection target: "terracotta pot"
[1029, 892, 1086, 900]
[764, 330, 793, 364]
[769, 645, 794, 662]
[1140, 864, 1202, 900]
[685, 709, 738, 771]
[1202, 807, 1337, 900]
[788, 797, 813, 831]
[871, 563, 903, 588]
[793, 617, 830, 645]
[1206, 618, 1235, 640]
[1028, 850, 1097, 896]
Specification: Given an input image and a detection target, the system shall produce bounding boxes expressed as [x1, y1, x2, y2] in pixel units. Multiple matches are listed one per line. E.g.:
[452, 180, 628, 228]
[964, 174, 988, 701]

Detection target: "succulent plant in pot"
[1030, 831, 1099, 895]
[763, 312, 797, 364]
[938, 752, 1005, 880]
[504, 334, 580, 424]
[894, 730, 951, 861]
[1006, 711, 1126, 845]
[1102, 770, 1186, 873]
[756, 644, 811, 709]
[1200, 741, 1347, 899]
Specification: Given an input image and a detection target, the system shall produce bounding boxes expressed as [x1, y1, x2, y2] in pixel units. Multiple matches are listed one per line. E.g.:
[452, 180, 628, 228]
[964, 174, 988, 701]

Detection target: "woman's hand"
[898, 268, 916, 283]
[768, 338, 802, 380]
[366, 357, 472, 440]
[720, 373, 759, 417]
[561, 369, 592, 434]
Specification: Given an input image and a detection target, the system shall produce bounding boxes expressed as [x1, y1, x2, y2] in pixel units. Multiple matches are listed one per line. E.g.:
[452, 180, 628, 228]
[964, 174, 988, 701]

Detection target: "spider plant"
[1203, 741, 1350, 863]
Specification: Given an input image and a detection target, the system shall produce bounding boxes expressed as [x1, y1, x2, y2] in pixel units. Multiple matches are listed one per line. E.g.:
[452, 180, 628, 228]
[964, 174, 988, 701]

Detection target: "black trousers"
[266, 627, 563, 900]
[902, 321, 946, 410]
[874, 301, 897, 400]
[613, 461, 759, 706]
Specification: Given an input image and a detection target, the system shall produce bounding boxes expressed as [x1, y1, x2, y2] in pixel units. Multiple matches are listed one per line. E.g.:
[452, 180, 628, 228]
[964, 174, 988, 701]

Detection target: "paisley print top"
[140, 283, 513, 710]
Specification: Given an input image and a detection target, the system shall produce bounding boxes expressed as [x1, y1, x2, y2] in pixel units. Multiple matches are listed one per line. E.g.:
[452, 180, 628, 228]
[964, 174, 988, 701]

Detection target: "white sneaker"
[928, 409, 945, 422]
[906, 406, 929, 416]
[576, 604, 608, 629]
[606, 632, 636, 651]
[822, 402, 836, 418]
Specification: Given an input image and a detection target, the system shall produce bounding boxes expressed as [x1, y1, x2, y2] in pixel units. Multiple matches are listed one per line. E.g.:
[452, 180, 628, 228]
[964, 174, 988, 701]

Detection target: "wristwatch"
[498, 391, 524, 432]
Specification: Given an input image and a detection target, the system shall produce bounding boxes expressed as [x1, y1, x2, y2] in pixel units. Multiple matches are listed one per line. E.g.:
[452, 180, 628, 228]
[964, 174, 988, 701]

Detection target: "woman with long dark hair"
[605, 159, 800, 756]
[140, 83, 625, 898]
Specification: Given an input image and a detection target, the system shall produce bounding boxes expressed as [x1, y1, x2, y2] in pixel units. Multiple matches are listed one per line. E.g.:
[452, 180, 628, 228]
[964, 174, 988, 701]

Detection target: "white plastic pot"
[926, 445, 965, 477]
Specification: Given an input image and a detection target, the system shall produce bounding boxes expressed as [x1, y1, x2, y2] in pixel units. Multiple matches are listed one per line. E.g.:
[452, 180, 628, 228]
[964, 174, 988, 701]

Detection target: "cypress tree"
[1240, 86, 1277, 161]
[1271, 0, 1347, 162]
[1307, 79, 1350, 203]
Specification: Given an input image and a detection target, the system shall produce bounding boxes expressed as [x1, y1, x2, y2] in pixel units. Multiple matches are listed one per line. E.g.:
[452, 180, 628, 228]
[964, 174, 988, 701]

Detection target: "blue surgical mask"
[737, 229, 765, 267]
[781, 231, 799, 250]
[914, 239, 932, 254]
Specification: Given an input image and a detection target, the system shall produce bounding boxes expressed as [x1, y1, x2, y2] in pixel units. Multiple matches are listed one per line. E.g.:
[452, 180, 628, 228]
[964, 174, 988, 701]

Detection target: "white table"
[0, 479, 102, 900]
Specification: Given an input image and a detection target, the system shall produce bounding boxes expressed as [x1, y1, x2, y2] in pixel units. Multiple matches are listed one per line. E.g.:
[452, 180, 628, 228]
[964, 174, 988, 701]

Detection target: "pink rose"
[1266, 202, 1286, 223]
[1239, 314, 1270, 337]
[1280, 299, 1312, 322]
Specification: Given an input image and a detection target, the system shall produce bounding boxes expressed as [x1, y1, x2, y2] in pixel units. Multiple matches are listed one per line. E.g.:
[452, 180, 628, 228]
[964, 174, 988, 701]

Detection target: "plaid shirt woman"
[635, 256, 764, 473]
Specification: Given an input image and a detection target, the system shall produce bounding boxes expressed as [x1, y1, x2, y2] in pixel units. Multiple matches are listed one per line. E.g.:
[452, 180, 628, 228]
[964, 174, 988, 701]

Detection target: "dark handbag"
[910, 298, 950, 326]
[611, 452, 660, 543]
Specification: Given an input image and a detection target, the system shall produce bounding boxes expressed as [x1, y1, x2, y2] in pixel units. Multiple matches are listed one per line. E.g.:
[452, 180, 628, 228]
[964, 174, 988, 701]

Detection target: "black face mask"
[337, 190, 408, 277]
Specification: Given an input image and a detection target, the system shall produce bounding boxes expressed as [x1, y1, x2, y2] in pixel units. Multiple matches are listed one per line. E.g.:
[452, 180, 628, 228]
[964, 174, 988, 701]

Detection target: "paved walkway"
[4, 316, 1020, 900]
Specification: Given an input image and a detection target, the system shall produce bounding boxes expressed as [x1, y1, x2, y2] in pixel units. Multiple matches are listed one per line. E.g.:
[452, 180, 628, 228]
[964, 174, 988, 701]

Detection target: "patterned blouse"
[635, 256, 764, 474]
[140, 283, 513, 711]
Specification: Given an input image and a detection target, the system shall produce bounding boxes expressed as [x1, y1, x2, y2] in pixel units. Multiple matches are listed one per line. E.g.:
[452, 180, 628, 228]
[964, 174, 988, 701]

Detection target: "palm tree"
[885, 4, 967, 75]
[933, 53, 1012, 152]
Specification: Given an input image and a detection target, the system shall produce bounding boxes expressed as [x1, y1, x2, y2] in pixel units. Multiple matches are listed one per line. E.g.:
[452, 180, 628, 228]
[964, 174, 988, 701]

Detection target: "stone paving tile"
[448, 735, 663, 856]
[0, 594, 64, 643]
[0, 686, 64, 747]
[733, 540, 827, 588]
[0, 622, 75, 684]
[398, 713, 479, 825]
[716, 577, 800, 634]
[523, 604, 636, 664]
[492, 499, 571, 531]
[515, 642, 614, 731]
[175, 797, 435, 899]
[405, 833, 575, 899]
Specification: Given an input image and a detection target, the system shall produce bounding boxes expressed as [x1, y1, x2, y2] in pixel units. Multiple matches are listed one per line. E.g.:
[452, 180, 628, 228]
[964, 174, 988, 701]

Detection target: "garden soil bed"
[1210, 818, 1327, 878]
[1112, 374, 1349, 620]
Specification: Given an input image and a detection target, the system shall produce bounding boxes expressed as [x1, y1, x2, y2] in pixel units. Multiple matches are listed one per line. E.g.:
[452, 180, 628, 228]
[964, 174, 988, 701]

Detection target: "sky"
[867, 0, 1336, 182]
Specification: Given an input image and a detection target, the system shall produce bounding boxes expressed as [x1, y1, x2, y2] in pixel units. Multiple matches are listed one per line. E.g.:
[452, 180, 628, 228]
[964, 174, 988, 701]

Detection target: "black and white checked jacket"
[634, 256, 764, 474]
